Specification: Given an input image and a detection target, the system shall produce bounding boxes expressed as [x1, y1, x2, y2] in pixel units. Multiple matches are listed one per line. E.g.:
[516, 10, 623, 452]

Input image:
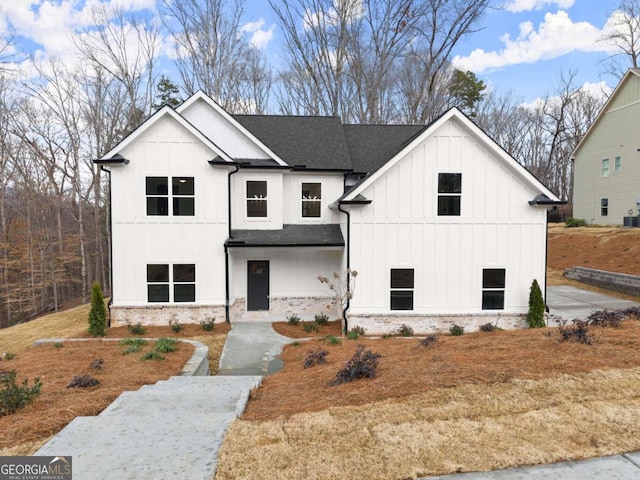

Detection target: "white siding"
[110, 115, 228, 307]
[282, 173, 344, 224]
[348, 117, 547, 315]
[231, 171, 284, 229]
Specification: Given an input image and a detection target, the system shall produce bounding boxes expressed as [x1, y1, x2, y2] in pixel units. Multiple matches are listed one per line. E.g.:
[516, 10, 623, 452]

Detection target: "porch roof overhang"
[528, 194, 568, 208]
[226, 224, 345, 248]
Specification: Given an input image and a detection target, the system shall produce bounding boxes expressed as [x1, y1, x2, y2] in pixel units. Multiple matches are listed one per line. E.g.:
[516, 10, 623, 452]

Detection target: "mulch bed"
[73, 322, 231, 339]
[272, 320, 342, 338]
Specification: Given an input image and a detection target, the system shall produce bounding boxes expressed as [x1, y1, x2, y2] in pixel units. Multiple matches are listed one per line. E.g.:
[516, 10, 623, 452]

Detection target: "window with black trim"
[482, 268, 505, 310]
[302, 182, 321, 217]
[390, 268, 414, 310]
[146, 177, 194, 216]
[147, 264, 195, 303]
[601, 198, 608, 216]
[247, 180, 267, 217]
[438, 173, 461, 216]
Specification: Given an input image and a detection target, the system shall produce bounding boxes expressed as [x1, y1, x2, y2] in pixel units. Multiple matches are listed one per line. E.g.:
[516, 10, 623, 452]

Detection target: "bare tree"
[601, 0, 640, 78]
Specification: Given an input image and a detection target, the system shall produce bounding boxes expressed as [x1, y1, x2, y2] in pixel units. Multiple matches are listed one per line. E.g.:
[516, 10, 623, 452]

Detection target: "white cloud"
[241, 19, 274, 49]
[452, 10, 612, 73]
[503, 0, 575, 13]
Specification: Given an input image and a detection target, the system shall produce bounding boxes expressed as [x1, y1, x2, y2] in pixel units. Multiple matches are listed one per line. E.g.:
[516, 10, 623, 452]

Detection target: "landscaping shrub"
[169, 319, 184, 333]
[303, 348, 329, 369]
[2, 352, 15, 360]
[118, 338, 148, 354]
[347, 326, 366, 340]
[419, 335, 438, 348]
[396, 324, 414, 337]
[154, 338, 178, 353]
[322, 335, 340, 345]
[527, 279, 546, 328]
[586, 309, 624, 328]
[200, 318, 216, 331]
[623, 306, 640, 318]
[480, 322, 498, 332]
[141, 350, 165, 361]
[128, 322, 147, 335]
[87, 281, 107, 337]
[314, 312, 330, 326]
[66, 374, 100, 388]
[53, 342, 63, 349]
[565, 217, 586, 227]
[90, 358, 104, 370]
[558, 320, 592, 345]
[302, 321, 319, 333]
[0, 370, 42, 416]
[331, 345, 381, 385]
[286, 314, 301, 326]
[449, 324, 464, 336]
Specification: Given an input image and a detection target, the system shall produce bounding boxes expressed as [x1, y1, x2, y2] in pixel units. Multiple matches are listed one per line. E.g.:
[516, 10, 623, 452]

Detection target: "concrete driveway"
[546, 285, 640, 321]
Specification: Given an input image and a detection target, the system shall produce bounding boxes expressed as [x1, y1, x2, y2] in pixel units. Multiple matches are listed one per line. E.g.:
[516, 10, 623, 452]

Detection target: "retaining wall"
[564, 266, 640, 297]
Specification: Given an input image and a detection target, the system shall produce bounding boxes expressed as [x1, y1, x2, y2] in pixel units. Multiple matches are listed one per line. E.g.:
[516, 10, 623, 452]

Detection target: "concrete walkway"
[546, 285, 640, 321]
[35, 322, 293, 480]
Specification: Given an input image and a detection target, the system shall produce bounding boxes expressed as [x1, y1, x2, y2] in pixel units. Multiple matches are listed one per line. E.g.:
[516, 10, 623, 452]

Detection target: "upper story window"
[438, 173, 461, 216]
[247, 180, 267, 217]
[602, 159, 609, 177]
[302, 183, 322, 217]
[147, 263, 195, 303]
[390, 268, 414, 310]
[146, 177, 194, 216]
[614, 156, 622, 172]
[482, 268, 505, 310]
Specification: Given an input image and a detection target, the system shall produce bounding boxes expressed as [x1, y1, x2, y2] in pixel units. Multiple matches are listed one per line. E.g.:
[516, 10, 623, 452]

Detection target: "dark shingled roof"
[234, 115, 353, 170]
[343, 125, 425, 173]
[226, 224, 344, 247]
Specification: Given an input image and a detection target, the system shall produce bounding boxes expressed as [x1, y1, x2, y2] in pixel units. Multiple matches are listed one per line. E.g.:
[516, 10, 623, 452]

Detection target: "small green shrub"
[118, 338, 148, 354]
[314, 312, 330, 326]
[67, 374, 100, 388]
[527, 279, 546, 328]
[155, 338, 179, 353]
[348, 326, 366, 339]
[303, 348, 329, 369]
[90, 358, 104, 370]
[331, 345, 382, 385]
[565, 217, 586, 227]
[128, 322, 147, 335]
[396, 324, 414, 337]
[2, 352, 15, 360]
[381, 333, 394, 339]
[87, 281, 107, 337]
[286, 314, 301, 326]
[141, 350, 166, 361]
[302, 321, 319, 333]
[322, 335, 340, 345]
[449, 324, 465, 336]
[419, 335, 439, 347]
[292, 341, 301, 347]
[0, 370, 42, 416]
[200, 318, 216, 331]
[169, 319, 184, 333]
[53, 342, 63, 349]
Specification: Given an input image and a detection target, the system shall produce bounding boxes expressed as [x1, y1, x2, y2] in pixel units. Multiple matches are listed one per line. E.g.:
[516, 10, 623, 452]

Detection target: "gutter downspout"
[224, 164, 240, 323]
[338, 203, 350, 333]
[100, 165, 113, 327]
[544, 210, 550, 319]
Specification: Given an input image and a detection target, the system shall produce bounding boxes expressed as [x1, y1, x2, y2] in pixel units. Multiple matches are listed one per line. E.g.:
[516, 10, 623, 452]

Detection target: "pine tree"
[88, 281, 107, 337]
[527, 279, 545, 328]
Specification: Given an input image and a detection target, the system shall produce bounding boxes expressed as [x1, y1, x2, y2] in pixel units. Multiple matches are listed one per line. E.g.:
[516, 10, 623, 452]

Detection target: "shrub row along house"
[96, 91, 563, 333]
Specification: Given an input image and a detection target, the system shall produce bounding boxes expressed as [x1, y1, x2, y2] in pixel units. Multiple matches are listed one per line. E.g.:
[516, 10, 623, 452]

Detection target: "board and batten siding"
[109, 115, 229, 310]
[282, 172, 344, 224]
[348, 117, 547, 317]
[573, 87, 640, 225]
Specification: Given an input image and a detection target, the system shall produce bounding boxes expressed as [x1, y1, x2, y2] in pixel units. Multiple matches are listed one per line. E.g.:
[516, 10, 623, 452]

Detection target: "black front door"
[247, 260, 269, 311]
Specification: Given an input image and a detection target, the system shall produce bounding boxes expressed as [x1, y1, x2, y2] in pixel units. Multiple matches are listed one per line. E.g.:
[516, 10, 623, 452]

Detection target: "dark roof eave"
[528, 194, 568, 207]
[94, 154, 129, 165]
[225, 241, 344, 248]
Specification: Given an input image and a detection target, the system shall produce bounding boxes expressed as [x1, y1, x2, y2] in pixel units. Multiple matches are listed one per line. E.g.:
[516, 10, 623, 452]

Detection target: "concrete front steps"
[36, 375, 261, 480]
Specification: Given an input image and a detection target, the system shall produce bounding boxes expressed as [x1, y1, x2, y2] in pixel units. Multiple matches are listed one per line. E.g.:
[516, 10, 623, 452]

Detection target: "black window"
[146, 177, 194, 216]
[147, 264, 195, 302]
[601, 198, 608, 216]
[482, 269, 505, 310]
[247, 181, 267, 217]
[390, 269, 414, 310]
[438, 173, 461, 216]
[302, 183, 321, 217]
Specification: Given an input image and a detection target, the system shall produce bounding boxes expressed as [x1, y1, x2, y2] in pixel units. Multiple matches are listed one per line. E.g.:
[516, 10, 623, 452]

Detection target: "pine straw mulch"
[272, 320, 342, 338]
[216, 320, 640, 479]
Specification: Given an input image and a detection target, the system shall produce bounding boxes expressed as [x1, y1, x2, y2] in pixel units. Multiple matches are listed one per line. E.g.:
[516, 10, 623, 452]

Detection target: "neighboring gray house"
[572, 69, 640, 225]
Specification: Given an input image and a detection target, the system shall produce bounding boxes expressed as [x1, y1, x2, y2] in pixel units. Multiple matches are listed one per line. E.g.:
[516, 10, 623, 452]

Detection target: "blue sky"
[0, 0, 626, 103]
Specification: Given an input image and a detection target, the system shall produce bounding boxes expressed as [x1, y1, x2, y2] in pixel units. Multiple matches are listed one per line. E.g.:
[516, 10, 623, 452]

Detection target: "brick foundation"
[109, 305, 227, 327]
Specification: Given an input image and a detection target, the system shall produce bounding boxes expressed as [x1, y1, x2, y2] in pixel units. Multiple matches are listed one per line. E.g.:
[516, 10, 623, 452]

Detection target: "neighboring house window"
[614, 156, 622, 172]
[601, 159, 609, 177]
[147, 264, 195, 302]
[390, 268, 414, 310]
[247, 180, 267, 217]
[482, 268, 505, 310]
[438, 173, 462, 216]
[302, 182, 321, 217]
[146, 177, 194, 216]
[601, 198, 608, 216]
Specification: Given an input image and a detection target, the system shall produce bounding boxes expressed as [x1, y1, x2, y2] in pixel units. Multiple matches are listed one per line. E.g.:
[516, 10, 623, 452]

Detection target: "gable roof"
[571, 68, 640, 159]
[342, 107, 561, 202]
[97, 106, 234, 163]
[177, 91, 288, 166]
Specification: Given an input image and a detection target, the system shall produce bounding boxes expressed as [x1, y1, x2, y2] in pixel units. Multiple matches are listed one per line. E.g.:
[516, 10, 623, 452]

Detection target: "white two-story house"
[96, 91, 562, 333]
